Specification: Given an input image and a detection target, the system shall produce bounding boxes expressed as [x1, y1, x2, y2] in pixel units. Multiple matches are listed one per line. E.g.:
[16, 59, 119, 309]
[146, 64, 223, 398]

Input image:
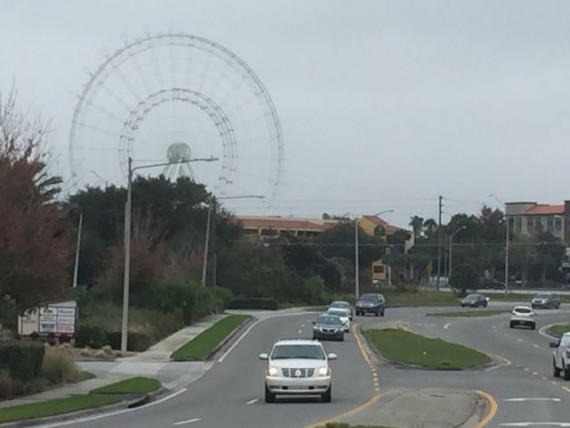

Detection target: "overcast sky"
[2, 0, 570, 228]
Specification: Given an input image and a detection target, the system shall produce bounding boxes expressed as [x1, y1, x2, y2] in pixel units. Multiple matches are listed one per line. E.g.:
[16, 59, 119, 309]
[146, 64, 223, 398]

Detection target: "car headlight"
[267, 367, 279, 376]
[318, 367, 330, 376]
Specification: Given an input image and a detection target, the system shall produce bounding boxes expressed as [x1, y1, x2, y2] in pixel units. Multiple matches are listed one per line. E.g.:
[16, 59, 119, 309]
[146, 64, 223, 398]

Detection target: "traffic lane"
[378, 364, 570, 427]
[419, 310, 570, 377]
[64, 313, 375, 428]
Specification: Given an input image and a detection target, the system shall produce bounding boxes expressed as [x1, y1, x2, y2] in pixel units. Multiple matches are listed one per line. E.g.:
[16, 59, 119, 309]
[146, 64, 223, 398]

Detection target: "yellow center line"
[475, 390, 498, 428]
[303, 323, 380, 428]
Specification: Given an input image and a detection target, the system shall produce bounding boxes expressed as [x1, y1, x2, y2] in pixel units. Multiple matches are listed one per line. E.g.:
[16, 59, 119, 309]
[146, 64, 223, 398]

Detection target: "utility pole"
[436, 195, 443, 291]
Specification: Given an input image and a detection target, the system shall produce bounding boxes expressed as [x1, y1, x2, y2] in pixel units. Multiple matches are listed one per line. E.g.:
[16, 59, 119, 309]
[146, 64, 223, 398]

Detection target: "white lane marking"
[301, 324, 305, 327]
[533, 344, 540, 349]
[532, 371, 539, 376]
[563, 387, 570, 393]
[517, 338, 524, 342]
[246, 398, 259, 405]
[524, 368, 530, 371]
[443, 322, 450, 330]
[505, 333, 509, 336]
[219, 311, 320, 363]
[173, 418, 201, 425]
[218, 319, 261, 362]
[503, 397, 561, 402]
[500, 424, 570, 427]
[37, 388, 189, 427]
[539, 325, 560, 341]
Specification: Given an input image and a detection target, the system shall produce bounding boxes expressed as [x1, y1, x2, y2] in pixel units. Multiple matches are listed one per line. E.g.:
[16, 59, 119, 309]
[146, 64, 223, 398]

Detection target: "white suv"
[259, 339, 337, 403]
[551, 332, 570, 380]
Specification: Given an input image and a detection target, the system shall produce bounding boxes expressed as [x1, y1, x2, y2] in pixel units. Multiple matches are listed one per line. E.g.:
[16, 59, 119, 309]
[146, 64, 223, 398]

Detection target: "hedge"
[0, 341, 45, 381]
[226, 298, 278, 310]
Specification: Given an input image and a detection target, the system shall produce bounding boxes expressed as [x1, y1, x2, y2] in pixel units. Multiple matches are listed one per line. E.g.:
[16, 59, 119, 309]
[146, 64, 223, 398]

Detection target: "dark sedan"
[460, 293, 488, 308]
[312, 314, 344, 341]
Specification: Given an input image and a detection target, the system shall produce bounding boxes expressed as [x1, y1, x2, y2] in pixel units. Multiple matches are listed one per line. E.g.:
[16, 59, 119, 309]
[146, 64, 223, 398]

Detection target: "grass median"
[171, 314, 251, 361]
[547, 323, 570, 338]
[426, 309, 506, 318]
[366, 328, 490, 370]
[0, 394, 120, 423]
[90, 377, 161, 395]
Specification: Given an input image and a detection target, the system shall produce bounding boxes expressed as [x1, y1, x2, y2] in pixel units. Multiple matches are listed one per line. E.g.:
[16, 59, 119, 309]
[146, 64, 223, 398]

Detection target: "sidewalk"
[0, 313, 228, 410]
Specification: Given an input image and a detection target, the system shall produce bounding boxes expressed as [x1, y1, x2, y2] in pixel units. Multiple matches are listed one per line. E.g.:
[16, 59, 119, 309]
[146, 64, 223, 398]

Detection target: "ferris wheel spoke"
[69, 32, 283, 201]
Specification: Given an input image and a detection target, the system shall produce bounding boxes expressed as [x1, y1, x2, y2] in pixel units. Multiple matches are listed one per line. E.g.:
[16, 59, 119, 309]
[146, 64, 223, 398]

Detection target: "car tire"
[509, 322, 514, 329]
[322, 385, 332, 403]
[381, 311, 385, 317]
[339, 335, 344, 342]
[564, 363, 570, 381]
[554, 359, 562, 377]
[374, 311, 379, 317]
[530, 323, 536, 330]
[265, 384, 276, 403]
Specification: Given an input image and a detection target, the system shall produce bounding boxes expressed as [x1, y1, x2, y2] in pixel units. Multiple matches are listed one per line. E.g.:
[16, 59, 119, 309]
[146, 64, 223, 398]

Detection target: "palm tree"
[409, 216, 424, 240]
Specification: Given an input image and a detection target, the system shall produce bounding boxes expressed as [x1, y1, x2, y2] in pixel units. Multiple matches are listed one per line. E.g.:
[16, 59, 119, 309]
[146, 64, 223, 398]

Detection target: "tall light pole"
[121, 156, 218, 353]
[449, 226, 466, 280]
[490, 194, 510, 295]
[201, 195, 264, 288]
[354, 209, 394, 301]
[72, 212, 83, 288]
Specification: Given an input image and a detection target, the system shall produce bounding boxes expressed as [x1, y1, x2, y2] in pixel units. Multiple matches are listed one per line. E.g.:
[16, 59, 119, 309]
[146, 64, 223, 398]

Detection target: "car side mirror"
[327, 353, 338, 361]
[511, 310, 516, 314]
[258, 353, 269, 360]
[550, 342, 558, 348]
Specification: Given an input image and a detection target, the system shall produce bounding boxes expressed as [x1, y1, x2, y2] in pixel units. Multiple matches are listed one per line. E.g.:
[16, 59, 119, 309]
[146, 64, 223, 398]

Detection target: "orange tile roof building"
[505, 201, 568, 242]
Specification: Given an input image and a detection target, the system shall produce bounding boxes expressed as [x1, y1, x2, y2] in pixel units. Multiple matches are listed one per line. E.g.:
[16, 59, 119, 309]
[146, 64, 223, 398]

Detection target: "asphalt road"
[358, 304, 570, 427]
[51, 313, 375, 428]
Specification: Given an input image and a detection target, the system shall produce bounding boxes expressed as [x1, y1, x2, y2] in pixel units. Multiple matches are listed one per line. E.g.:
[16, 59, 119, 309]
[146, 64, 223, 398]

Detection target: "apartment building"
[505, 201, 567, 242]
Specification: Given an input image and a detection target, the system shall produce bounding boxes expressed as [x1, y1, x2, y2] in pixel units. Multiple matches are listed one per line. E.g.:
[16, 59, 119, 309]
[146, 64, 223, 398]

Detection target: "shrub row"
[0, 341, 45, 381]
[76, 326, 161, 352]
[226, 298, 279, 310]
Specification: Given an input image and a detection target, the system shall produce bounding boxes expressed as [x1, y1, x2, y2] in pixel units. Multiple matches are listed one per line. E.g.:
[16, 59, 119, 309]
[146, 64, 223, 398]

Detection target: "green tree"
[449, 263, 479, 296]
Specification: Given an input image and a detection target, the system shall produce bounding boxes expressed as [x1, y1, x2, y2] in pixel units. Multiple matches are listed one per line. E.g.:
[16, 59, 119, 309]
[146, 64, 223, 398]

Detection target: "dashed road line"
[246, 398, 258, 405]
[503, 397, 561, 402]
[173, 418, 201, 425]
[533, 344, 540, 349]
[443, 322, 451, 330]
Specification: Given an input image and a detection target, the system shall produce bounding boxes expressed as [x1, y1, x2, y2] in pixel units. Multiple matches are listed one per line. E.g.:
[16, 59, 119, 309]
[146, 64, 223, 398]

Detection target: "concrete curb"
[539, 323, 562, 341]
[360, 323, 509, 372]
[205, 315, 255, 361]
[0, 386, 167, 428]
[170, 314, 255, 362]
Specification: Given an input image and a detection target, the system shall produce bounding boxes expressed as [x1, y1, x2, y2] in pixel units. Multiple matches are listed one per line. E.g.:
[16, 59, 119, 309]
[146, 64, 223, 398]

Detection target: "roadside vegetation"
[171, 314, 250, 361]
[426, 309, 506, 317]
[366, 328, 490, 369]
[547, 323, 570, 338]
[0, 376, 161, 423]
[90, 377, 161, 395]
[0, 395, 120, 423]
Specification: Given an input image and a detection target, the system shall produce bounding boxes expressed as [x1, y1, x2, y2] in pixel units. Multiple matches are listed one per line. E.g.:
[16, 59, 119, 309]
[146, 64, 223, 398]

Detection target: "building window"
[548, 217, 554, 232]
[373, 265, 385, 274]
[555, 216, 562, 232]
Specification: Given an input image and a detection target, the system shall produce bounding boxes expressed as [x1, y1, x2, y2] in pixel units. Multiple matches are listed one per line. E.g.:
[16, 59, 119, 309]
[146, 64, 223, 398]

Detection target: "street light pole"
[354, 219, 360, 301]
[354, 209, 394, 301]
[449, 226, 466, 280]
[72, 212, 83, 288]
[121, 156, 218, 353]
[505, 214, 510, 295]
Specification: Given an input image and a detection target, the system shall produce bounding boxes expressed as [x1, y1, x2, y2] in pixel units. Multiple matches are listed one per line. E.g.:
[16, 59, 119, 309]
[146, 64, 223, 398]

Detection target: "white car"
[509, 306, 536, 330]
[551, 333, 570, 380]
[326, 308, 351, 332]
[259, 339, 337, 402]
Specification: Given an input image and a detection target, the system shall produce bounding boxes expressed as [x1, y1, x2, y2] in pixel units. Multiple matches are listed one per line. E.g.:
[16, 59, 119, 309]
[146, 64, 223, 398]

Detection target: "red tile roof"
[361, 215, 399, 234]
[525, 205, 565, 215]
[236, 216, 339, 232]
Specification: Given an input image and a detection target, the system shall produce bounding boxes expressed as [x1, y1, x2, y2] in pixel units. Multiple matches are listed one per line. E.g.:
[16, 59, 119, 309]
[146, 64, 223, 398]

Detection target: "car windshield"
[330, 301, 350, 308]
[271, 344, 325, 360]
[515, 307, 532, 314]
[327, 310, 346, 317]
[360, 295, 378, 302]
[535, 294, 550, 299]
[317, 315, 342, 325]
[465, 294, 479, 300]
